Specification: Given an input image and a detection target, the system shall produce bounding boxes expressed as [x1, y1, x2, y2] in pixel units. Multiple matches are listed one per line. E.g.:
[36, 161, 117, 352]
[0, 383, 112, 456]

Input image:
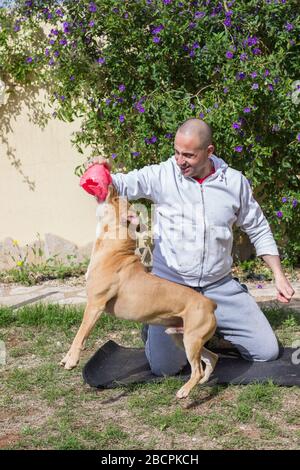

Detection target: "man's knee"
[145, 343, 187, 376]
[257, 341, 279, 362]
[145, 325, 187, 376]
[149, 360, 185, 377]
[242, 336, 279, 362]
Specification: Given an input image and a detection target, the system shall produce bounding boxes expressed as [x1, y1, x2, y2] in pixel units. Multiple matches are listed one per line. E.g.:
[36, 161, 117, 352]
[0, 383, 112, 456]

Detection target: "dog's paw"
[176, 385, 190, 399]
[60, 354, 79, 370]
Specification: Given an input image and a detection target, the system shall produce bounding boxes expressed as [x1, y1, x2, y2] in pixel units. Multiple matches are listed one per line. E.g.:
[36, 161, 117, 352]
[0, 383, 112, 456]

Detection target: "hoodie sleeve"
[111, 164, 161, 202]
[236, 175, 279, 256]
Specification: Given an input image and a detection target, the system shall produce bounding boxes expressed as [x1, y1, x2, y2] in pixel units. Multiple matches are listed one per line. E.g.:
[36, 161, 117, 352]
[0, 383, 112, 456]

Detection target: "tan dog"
[61, 186, 218, 398]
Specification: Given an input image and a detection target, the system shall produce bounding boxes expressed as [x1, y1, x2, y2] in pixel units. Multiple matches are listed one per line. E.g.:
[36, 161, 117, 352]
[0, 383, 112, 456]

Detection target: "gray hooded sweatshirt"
[112, 155, 279, 287]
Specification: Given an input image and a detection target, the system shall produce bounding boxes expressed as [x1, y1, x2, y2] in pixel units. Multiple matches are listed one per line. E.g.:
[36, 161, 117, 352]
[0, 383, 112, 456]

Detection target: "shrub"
[0, 0, 299, 262]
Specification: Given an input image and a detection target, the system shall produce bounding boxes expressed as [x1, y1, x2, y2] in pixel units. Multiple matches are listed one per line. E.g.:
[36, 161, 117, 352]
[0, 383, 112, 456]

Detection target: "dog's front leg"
[60, 302, 104, 370]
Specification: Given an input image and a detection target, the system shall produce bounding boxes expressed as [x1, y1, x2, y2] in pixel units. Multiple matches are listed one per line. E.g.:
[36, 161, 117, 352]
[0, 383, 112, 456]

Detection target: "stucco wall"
[0, 87, 97, 268]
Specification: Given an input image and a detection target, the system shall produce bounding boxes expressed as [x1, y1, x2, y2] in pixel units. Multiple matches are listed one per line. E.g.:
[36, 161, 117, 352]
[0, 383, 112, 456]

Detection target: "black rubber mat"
[82, 341, 300, 388]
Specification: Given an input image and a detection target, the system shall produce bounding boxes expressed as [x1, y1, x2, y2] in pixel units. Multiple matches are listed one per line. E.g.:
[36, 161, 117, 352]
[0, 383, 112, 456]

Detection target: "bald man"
[111, 119, 294, 376]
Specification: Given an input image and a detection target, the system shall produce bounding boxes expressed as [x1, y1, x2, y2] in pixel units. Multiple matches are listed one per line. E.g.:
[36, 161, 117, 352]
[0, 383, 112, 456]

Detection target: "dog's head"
[104, 185, 140, 229]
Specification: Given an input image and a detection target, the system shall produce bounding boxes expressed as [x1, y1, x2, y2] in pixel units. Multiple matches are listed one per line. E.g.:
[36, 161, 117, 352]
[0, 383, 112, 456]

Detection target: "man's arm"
[85, 157, 160, 202]
[261, 254, 295, 303]
[236, 175, 295, 303]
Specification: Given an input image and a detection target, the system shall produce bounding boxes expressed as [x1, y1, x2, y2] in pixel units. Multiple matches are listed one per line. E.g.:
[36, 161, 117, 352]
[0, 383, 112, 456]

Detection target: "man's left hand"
[275, 274, 295, 303]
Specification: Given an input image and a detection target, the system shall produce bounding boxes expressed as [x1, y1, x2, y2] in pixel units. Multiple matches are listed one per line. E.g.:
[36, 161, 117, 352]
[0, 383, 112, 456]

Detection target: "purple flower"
[195, 11, 206, 18]
[226, 51, 234, 59]
[119, 84, 126, 92]
[234, 145, 243, 152]
[111, 153, 117, 159]
[151, 24, 164, 35]
[276, 211, 283, 218]
[292, 199, 298, 208]
[285, 22, 294, 31]
[26, 57, 33, 63]
[282, 197, 288, 203]
[247, 36, 258, 46]
[250, 71, 258, 79]
[89, 2, 97, 13]
[63, 22, 70, 33]
[252, 48, 262, 55]
[136, 104, 145, 113]
[55, 9, 63, 17]
[223, 87, 229, 94]
[268, 84, 274, 92]
[105, 98, 111, 106]
[256, 284, 263, 289]
[224, 18, 231, 27]
[60, 39, 67, 45]
[236, 72, 246, 80]
[153, 36, 161, 43]
[165, 133, 173, 139]
[243, 107, 251, 113]
[264, 69, 270, 77]
[97, 57, 105, 64]
[145, 136, 157, 145]
[252, 83, 259, 90]
[131, 151, 140, 157]
[45, 48, 50, 56]
[240, 53, 248, 61]
[296, 133, 300, 142]
[232, 122, 241, 130]
[70, 75, 75, 81]
[89, 20, 95, 27]
[119, 114, 125, 123]
[163, 0, 172, 4]
[199, 112, 205, 119]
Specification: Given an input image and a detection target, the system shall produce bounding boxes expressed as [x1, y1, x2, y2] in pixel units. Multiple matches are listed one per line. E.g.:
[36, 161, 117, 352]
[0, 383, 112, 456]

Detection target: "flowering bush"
[0, 0, 299, 262]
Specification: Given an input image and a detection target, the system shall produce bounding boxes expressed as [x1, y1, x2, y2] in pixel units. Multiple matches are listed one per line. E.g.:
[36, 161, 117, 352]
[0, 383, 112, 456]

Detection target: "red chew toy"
[80, 163, 112, 202]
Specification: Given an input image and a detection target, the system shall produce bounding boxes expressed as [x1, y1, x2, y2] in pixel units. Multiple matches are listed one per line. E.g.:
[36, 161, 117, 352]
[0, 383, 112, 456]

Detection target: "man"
[108, 119, 295, 376]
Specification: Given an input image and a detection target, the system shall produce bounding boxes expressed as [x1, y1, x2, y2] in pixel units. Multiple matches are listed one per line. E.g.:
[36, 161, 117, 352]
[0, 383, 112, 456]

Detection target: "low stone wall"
[0, 234, 93, 270]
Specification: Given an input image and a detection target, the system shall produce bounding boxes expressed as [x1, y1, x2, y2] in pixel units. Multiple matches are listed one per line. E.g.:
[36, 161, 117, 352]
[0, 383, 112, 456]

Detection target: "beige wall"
[0, 88, 97, 266]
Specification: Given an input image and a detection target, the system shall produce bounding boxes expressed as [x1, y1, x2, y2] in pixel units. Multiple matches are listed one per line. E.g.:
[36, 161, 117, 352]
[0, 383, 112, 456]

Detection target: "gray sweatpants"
[145, 274, 279, 377]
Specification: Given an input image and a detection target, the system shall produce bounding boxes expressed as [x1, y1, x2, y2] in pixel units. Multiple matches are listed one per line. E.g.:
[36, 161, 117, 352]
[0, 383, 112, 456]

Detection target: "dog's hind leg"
[60, 301, 105, 370]
[199, 346, 218, 384]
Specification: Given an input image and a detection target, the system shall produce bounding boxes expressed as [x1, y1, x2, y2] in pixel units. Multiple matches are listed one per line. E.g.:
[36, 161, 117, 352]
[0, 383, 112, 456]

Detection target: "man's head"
[174, 119, 214, 178]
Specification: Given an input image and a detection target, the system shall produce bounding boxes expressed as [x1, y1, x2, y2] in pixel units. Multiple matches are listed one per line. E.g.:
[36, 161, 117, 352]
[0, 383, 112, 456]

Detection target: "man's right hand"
[84, 156, 111, 171]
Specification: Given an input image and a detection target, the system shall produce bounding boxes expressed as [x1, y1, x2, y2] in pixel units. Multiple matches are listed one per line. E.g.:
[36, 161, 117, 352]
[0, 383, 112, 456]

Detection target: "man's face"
[174, 132, 214, 178]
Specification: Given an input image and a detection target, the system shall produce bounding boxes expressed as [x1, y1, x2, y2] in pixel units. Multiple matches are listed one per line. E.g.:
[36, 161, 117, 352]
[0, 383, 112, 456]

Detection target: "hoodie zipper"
[198, 184, 206, 287]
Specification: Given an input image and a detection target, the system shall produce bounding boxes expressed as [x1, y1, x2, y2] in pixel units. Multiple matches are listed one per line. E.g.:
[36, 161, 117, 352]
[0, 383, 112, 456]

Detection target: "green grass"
[0, 261, 89, 286]
[0, 303, 299, 450]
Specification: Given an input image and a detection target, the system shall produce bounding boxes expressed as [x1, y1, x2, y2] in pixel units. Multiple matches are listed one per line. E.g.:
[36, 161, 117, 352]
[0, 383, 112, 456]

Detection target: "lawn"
[0, 303, 299, 450]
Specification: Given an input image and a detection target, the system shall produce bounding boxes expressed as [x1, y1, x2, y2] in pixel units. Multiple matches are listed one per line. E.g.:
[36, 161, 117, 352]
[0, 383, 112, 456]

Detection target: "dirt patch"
[0, 432, 21, 449]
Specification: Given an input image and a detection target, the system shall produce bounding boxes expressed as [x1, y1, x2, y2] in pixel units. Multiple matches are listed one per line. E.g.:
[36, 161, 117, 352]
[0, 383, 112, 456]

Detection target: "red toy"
[80, 163, 112, 202]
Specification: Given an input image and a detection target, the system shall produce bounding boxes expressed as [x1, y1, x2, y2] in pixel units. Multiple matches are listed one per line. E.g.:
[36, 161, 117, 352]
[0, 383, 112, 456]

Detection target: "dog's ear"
[106, 184, 118, 204]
